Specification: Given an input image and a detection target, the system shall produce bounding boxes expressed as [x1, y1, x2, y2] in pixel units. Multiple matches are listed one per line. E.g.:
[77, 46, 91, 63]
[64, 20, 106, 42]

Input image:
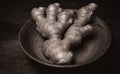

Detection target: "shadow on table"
[28, 53, 112, 74]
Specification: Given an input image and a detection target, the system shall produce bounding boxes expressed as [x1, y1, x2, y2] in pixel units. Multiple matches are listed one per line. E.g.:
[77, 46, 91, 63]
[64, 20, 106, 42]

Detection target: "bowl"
[19, 17, 111, 68]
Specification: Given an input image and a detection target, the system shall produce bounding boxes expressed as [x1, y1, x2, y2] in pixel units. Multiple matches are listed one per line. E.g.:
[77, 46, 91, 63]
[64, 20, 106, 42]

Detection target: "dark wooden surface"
[0, 0, 120, 74]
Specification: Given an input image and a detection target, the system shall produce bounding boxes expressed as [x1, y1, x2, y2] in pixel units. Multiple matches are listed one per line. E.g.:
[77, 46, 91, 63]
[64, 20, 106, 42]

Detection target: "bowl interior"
[19, 17, 111, 68]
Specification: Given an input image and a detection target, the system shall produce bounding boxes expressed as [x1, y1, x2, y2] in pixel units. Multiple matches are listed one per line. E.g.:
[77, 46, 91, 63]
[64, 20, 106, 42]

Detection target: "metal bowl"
[19, 17, 111, 68]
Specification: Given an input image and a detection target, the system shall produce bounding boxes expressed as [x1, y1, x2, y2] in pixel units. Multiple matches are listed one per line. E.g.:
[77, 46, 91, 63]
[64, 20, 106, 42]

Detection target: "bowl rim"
[18, 17, 111, 68]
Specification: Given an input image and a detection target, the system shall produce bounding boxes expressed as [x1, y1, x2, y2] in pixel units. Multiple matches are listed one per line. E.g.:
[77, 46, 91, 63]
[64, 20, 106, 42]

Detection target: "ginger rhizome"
[31, 3, 97, 64]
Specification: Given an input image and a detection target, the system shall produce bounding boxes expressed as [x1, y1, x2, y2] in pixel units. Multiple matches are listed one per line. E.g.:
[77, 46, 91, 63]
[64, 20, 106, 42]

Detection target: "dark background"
[0, 0, 120, 74]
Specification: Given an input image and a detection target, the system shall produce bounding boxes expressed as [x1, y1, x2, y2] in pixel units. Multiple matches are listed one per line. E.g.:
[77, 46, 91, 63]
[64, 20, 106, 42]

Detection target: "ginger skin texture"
[31, 3, 97, 64]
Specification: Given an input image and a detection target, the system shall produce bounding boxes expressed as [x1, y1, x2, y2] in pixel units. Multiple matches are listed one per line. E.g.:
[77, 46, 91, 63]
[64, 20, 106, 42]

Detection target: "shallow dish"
[19, 17, 111, 68]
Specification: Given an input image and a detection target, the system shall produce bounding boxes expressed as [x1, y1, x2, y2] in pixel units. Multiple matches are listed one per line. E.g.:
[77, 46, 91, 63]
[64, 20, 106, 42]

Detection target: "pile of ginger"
[31, 3, 97, 64]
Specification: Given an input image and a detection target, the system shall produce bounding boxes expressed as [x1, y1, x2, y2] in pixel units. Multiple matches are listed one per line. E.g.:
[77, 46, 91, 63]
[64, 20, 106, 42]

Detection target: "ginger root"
[31, 3, 97, 64]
